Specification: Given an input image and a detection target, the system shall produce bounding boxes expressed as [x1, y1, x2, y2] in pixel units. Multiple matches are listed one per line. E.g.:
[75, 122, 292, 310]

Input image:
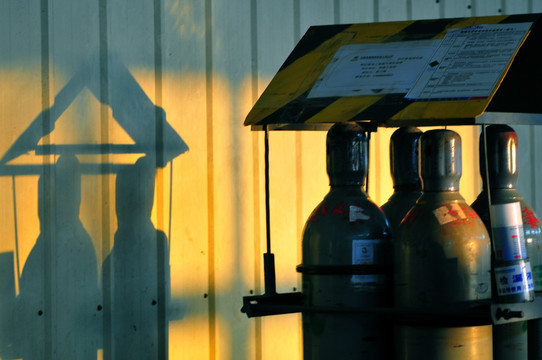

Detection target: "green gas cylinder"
[395, 129, 493, 360]
[381, 126, 423, 235]
[471, 124, 540, 360]
[298, 122, 393, 360]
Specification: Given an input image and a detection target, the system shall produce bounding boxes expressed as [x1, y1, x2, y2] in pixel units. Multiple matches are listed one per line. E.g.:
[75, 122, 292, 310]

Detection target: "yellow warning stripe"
[390, 100, 489, 122]
[306, 96, 382, 124]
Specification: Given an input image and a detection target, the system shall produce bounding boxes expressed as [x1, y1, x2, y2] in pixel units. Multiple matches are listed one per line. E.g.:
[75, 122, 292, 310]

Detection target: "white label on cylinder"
[352, 240, 378, 264]
[492, 202, 523, 227]
[349, 205, 370, 222]
[492, 202, 527, 261]
[433, 203, 467, 225]
[352, 239, 386, 290]
[494, 262, 534, 296]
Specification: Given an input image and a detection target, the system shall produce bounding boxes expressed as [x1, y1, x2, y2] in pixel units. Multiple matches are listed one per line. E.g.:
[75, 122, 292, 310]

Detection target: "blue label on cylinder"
[493, 225, 527, 261]
[495, 262, 534, 296]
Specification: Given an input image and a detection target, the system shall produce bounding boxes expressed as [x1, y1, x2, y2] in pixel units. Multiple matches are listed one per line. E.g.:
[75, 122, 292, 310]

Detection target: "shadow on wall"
[0, 55, 187, 359]
[17, 154, 100, 360]
[102, 155, 170, 360]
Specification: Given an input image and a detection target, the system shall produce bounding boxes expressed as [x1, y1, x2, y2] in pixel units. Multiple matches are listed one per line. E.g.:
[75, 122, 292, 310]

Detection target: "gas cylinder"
[395, 129, 493, 359]
[471, 124, 540, 360]
[381, 126, 423, 235]
[298, 122, 393, 360]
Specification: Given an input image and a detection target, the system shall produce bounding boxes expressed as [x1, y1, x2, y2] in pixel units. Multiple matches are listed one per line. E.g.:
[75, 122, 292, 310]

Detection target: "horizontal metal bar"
[296, 264, 392, 275]
[0, 164, 136, 176]
[242, 290, 542, 326]
[242, 294, 492, 325]
[250, 112, 542, 131]
[35, 144, 143, 154]
[475, 112, 542, 125]
[251, 123, 332, 131]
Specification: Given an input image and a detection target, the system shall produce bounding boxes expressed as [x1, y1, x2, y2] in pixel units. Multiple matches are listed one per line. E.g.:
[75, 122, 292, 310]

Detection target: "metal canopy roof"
[245, 13, 542, 130]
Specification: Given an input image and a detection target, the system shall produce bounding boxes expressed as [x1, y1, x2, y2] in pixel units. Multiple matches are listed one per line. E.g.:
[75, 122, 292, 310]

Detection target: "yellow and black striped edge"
[244, 13, 541, 129]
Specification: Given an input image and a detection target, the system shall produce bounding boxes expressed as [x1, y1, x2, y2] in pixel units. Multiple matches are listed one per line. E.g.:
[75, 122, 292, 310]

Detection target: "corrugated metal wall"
[1, 0, 542, 359]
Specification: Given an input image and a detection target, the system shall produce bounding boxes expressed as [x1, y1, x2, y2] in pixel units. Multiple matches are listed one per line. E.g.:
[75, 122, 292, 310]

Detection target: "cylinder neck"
[390, 126, 422, 191]
[420, 129, 462, 192]
[326, 122, 367, 187]
[326, 185, 364, 197]
[479, 124, 518, 189]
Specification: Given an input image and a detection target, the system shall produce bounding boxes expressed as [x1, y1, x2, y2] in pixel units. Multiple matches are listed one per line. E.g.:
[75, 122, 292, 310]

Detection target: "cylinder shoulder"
[302, 192, 392, 266]
[398, 196, 489, 246]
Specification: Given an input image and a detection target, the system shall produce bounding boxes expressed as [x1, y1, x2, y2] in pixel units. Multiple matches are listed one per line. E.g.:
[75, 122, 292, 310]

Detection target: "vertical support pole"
[263, 126, 276, 295]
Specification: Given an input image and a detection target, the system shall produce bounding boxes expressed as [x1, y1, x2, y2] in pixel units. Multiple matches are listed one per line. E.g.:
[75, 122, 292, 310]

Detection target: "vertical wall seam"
[471, 0, 477, 16]
[292, 2, 303, 359]
[40, 5, 51, 166]
[98, 0, 110, 272]
[153, 1, 168, 358]
[293, 0, 302, 244]
[293, 1, 303, 264]
[205, 0, 216, 358]
[295, 132, 303, 254]
[373, 0, 380, 22]
[333, 0, 340, 24]
[98, 0, 112, 358]
[154, 0, 165, 229]
[406, 0, 413, 20]
[250, 0, 262, 359]
[11, 176, 20, 289]
[40, 0, 52, 358]
[293, 0, 300, 40]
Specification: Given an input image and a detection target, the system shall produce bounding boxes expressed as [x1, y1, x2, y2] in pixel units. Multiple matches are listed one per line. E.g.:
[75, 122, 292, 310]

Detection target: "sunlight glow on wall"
[0, 64, 482, 360]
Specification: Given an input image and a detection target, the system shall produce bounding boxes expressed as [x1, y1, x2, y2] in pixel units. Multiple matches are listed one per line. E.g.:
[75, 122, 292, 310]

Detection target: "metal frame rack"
[241, 12, 542, 332]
